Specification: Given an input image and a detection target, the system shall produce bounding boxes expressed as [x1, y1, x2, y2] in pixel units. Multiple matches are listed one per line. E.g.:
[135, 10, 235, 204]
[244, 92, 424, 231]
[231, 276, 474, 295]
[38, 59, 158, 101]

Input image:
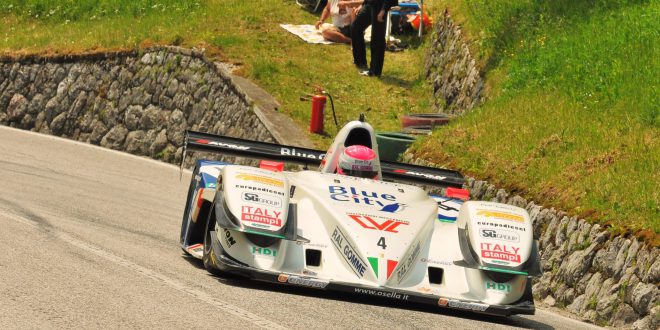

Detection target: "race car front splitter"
[209, 232, 535, 317]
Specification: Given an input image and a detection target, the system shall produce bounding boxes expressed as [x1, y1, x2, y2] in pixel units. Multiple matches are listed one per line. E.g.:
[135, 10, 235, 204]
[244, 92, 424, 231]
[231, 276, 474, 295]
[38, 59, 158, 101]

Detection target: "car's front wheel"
[202, 210, 223, 276]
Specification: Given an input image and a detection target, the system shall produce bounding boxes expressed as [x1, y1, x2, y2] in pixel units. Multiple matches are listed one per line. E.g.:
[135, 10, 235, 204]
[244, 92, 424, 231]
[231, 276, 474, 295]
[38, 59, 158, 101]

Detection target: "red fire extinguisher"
[310, 94, 326, 134]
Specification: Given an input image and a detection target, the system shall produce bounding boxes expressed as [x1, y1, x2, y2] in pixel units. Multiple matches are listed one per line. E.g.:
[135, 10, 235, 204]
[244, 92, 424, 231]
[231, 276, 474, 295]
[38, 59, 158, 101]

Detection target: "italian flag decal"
[368, 257, 398, 279]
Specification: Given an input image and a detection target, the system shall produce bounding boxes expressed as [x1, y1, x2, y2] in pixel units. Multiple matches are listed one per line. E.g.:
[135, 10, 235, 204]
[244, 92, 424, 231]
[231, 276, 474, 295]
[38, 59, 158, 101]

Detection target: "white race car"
[179, 119, 541, 316]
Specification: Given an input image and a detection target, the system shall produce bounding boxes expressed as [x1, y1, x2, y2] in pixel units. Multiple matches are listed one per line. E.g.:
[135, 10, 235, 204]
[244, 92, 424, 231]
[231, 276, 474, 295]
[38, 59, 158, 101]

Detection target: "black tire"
[202, 209, 223, 276]
[180, 165, 200, 245]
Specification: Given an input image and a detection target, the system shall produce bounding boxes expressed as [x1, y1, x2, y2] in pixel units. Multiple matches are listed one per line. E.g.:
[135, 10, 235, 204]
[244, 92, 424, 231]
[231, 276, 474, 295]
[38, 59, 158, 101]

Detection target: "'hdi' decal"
[349, 215, 408, 233]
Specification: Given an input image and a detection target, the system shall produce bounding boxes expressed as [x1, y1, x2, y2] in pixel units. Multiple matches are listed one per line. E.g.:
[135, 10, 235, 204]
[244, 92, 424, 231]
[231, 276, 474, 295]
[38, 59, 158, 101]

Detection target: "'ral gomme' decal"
[395, 241, 421, 284]
[348, 214, 409, 233]
[331, 227, 368, 278]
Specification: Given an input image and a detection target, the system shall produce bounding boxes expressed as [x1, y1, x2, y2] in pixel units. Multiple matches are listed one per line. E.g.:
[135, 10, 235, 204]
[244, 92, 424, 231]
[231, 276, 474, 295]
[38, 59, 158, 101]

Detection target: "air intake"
[305, 249, 322, 266]
[428, 267, 444, 284]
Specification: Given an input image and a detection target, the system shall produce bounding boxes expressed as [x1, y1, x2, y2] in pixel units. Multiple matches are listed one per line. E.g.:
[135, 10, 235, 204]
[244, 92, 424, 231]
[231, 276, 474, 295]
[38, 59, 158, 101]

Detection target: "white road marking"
[536, 308, 604, 329]
[3, 211, 287, 330]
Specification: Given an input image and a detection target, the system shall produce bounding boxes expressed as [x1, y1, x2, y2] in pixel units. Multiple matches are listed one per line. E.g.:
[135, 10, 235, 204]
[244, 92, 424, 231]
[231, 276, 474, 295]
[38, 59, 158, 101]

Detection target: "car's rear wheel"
[202, 210, 223, 276]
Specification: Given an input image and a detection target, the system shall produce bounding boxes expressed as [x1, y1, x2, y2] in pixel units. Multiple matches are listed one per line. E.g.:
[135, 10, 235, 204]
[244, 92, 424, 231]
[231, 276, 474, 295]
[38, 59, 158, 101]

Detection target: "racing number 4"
[377, 237, 387, 250]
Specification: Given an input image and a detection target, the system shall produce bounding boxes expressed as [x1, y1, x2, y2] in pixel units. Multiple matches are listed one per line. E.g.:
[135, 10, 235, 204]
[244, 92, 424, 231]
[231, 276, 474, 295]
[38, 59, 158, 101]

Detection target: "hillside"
[1, 0, 657, 241]
[414, 0, 658, 241]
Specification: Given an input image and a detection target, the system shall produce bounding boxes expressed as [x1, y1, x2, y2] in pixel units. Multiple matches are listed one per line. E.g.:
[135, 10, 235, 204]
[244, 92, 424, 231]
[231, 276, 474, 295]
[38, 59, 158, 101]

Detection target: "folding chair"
[296, 0, 327, 13]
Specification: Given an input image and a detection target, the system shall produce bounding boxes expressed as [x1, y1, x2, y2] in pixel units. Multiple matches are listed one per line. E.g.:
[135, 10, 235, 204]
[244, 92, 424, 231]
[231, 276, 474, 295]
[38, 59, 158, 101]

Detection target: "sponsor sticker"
[187, 243, 203, 255]
[477, 221, 526, 232]
[277, 274, 329, 288]
[241, 206, 282, 227]
[295, 241, 328, 248]
[242, 192, 282, 208]
[480, 243, 521, 263]
[438, 299, 489, 312]
[280, 148, 325, 160]
[485, 282, 512, 293]
[393, 169, 447, 181]
[354, 287, 409, 300]
[252, 246, 277, 257]
[236, 173, 284, 188]
[395, 241, 421, 283]
[328, 186, 406, 213]
[418, 287, 433, 293]
[302, 269, 318, 276]
[194, 139, 250, 150]
[420, 258, 453, 266]
[476, 209, 524, 223]
[348, 214, 409, 233]
[331, 227, 368, 278]
[479, 228, 520, 242]
[435, 197, 463, 222]
[235, 184, 285, 196]
[222, 229, 236, 248]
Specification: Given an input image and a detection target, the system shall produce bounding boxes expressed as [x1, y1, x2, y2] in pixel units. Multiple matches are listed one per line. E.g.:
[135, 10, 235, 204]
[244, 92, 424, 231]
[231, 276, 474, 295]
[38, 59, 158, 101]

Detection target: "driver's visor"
[337, 167, 378, 179]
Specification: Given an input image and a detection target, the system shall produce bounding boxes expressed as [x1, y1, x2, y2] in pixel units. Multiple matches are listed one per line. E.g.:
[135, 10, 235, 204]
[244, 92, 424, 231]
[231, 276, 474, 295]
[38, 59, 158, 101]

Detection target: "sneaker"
[359, 70, 380, 77]
[355, 63, 368, 71]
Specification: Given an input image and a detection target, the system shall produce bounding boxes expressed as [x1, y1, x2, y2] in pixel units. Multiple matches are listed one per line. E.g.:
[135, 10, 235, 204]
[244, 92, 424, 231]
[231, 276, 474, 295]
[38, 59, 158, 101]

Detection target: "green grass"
[0, 0, 433, 139]
[412, 0, 659, 238]
[1, 1, 657, 239]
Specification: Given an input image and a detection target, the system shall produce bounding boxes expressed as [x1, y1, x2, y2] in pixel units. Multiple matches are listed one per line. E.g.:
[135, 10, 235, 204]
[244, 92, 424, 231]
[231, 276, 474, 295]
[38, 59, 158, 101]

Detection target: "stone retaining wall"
[425, 10, 484, 115]
[0, 47, 275, 166]
[466, 178, 658, 329]
[403, 156, 658, 328]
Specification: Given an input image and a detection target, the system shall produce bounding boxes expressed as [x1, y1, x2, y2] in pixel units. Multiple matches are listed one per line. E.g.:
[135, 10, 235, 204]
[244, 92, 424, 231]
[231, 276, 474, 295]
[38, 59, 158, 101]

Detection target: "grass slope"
[413, 0, 658, 240]
[0, 0, 433, 143]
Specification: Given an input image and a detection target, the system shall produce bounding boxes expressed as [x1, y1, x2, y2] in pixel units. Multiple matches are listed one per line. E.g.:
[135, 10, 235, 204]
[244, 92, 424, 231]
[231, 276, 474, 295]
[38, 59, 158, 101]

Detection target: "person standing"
[341, 0, 398, 77]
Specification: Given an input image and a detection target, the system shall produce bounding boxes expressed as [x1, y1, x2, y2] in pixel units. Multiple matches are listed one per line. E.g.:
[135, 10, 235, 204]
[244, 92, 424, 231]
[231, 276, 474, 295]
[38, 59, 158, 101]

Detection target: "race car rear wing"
[182, 130, 465, 188]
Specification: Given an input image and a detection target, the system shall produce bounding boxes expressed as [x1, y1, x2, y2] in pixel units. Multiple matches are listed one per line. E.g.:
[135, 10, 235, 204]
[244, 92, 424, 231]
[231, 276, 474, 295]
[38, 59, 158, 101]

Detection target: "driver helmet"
[337, 145, 379, 179]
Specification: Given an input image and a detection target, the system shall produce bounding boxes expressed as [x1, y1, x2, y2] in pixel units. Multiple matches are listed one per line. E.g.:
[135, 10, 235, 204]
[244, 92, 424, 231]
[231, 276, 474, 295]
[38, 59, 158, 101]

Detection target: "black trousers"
[350, 3, 387, 76]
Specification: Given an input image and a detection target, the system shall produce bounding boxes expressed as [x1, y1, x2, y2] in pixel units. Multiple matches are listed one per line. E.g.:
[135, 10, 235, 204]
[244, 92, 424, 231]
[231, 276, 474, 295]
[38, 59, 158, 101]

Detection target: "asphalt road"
[0, 126, 604, 330]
